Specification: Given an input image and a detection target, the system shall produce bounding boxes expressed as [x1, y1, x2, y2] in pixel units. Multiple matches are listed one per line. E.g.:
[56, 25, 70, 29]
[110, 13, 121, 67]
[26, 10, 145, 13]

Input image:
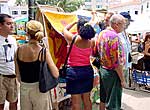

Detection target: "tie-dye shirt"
[96, 29, 125, 69]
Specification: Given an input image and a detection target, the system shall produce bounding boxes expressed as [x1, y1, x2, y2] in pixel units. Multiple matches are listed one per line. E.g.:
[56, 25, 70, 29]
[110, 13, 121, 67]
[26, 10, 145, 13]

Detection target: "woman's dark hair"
[0, 14, 12, 23]
[77, 18, 95, 40]
[143, 33, 150, 50]
[144, 33, 150, 43]
[77, 18, 88, 30]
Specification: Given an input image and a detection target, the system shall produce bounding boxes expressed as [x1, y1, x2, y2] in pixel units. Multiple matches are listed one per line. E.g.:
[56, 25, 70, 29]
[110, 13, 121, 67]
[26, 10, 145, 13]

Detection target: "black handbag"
[39, 48, 58, 93]
[92, 57, 101, 69]
[128, 52, 132, 63]
[138, 43, 143, 53]
[91, 45, 101, 69]
[59, 65, 67, 79]
[59, 35, 77, 79]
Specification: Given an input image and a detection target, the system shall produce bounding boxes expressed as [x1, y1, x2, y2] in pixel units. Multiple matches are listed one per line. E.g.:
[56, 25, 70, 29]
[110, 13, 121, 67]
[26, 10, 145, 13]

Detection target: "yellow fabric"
[44, 11, 77, 34]
[36, 9, 78, 68]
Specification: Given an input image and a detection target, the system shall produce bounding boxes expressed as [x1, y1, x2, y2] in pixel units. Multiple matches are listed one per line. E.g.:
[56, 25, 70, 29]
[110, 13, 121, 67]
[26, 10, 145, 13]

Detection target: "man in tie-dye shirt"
[95, 14, 126, 110]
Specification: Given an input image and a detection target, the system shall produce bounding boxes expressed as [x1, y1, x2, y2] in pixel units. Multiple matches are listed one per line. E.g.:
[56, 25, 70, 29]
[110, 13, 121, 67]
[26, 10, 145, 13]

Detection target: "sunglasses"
[5, 39, 11, 48]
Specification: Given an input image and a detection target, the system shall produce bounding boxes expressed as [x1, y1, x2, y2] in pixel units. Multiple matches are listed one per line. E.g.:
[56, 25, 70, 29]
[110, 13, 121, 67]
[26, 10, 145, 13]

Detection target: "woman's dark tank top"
[144, 48, 150, 60]
[17, 49, 42, 83]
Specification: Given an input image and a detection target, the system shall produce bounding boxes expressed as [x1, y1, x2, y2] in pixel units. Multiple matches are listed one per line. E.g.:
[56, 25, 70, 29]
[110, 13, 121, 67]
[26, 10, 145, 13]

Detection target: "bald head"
[110, 14, 125, 33]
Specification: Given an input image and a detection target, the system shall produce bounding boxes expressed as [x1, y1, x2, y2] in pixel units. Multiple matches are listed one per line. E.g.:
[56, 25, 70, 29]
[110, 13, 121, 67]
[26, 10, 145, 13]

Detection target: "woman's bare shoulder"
[90, 39, 96, 48]
[17, 44, 42, 61]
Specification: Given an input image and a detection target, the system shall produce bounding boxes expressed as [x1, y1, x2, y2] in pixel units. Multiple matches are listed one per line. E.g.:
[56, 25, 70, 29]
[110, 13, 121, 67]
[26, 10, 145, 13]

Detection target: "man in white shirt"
[119, 12, 133, 88]
[0, 14, 18, 110]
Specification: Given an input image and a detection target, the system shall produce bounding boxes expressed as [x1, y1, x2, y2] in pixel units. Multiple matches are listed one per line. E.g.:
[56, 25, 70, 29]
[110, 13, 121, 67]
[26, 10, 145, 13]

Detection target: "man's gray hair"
[109, 14, 125, 26]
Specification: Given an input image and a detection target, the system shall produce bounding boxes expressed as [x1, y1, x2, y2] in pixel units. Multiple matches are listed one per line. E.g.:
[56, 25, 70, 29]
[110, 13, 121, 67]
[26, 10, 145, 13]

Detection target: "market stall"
[13, 17, 28, 45]
[131, 52, 150, 91]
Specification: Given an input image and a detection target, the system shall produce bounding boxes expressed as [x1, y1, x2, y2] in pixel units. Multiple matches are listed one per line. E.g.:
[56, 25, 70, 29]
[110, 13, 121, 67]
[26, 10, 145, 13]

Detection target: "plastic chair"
[132, 69, 146, 85]
[143, 71, 150, 86]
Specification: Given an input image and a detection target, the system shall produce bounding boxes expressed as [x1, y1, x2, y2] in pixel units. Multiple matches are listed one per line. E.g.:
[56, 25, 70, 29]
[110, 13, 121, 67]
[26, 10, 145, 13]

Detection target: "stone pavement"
[122, 89, 150, 110]
[4, 88, 150, 110]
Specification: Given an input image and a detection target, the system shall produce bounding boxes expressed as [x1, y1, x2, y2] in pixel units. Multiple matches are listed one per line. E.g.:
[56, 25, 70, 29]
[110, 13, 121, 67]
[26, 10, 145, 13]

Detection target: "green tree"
[56, 0, 83, 12]
[15, 0, 28, 5]
[16, 0, 84, 12]
[15, 0, 23, 5]
[36, 0, 84, 12]
[36, 0, 49, 4]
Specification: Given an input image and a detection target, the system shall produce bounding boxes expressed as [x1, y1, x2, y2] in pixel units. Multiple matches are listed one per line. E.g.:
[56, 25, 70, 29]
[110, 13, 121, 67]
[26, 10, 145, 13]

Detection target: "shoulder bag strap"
[43, 48, 46, 61]
[16, 47, 20, 61]
[39, 48, 45, 62]
[38, 48, 44, 61]
[63, 35, 77, 66]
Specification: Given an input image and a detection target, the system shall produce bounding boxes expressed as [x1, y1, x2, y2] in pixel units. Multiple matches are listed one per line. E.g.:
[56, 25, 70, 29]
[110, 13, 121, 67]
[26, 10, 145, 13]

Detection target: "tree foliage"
[15, 0, 28, 5]
[36, 0, 49, 4]
[56, 0, 84, 12]
[15, 0, 84, 12]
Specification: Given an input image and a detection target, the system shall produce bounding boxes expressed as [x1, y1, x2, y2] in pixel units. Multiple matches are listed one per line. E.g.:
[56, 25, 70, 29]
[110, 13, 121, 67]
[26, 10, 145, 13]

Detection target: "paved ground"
[122, 88, 150, 110]
[4, 88, 150, 110]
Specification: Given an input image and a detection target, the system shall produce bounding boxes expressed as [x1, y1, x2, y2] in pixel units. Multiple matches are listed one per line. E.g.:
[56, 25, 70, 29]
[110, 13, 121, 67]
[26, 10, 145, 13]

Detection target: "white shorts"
[20, 82, 50, 110]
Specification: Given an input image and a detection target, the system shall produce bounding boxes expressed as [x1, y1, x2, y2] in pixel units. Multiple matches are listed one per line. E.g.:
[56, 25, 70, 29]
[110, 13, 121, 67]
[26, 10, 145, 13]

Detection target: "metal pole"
[28, 0, 35, 20]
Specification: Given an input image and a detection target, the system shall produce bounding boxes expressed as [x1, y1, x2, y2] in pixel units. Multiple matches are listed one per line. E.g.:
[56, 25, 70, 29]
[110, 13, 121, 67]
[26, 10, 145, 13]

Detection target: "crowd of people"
[0, 10, 149, 110]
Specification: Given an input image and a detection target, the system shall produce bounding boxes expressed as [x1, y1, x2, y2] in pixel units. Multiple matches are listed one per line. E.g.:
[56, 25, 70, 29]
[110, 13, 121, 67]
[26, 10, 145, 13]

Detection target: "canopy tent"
[127, 14, 150, 34]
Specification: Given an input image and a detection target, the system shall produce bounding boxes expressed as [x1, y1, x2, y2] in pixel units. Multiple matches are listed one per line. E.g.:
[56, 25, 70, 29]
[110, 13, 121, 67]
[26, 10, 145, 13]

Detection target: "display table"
[131, 52, 144, 64]
[130, 52, 150, 92]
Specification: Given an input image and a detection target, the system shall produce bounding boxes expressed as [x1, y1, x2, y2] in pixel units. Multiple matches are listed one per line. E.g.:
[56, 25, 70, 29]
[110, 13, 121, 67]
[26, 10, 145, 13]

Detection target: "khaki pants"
[20, 82, 50, 110]
[0, 76, 18, 104]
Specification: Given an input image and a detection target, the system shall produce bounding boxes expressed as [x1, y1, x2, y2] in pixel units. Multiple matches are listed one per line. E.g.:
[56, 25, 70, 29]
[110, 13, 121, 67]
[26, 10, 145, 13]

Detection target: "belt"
[0, 74, 16, 78]
[102, 66, 115, 70]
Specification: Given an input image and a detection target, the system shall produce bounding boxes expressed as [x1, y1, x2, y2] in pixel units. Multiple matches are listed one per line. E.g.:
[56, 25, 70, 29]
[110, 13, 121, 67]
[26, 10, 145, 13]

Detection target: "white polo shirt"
[0, 35, 17, 75]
